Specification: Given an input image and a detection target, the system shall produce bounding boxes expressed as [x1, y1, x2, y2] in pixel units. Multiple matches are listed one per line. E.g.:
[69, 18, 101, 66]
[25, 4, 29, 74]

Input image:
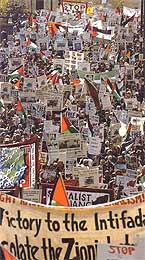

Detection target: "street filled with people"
[0, 1, 145, 202]
[0, 1, 145, 260]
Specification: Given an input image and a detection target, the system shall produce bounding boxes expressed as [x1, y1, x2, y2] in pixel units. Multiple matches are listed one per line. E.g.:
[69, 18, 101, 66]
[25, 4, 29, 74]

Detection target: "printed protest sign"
[23, 77, 37, 92]
[0, 137, 38, 189]
[88, 137, 102, 156]
[0, 82, 12, 102]
[0, 192, 145, 260]
[62, 1, 87, 15]
[45, 186, 113, 206]
[22, 189, 41, 203]
[97, 243, 137, 260]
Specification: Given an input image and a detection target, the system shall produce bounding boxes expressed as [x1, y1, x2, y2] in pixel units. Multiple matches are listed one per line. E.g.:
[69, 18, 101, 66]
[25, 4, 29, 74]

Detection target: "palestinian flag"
[103, 78, 112, 93]
[118, 78, 125, 91]
[103, 78, 121, 101]
[55, 23, 68, 32]
[112, 82, 121, 101]
[126, 50, 131, 61]
[15, 100, 26, 118]
[91, 27, 98, 38]
[47, 69, 58, 80]
[26, 38, 38, 51]
[124, 122, 132, 141]
[28, 15, 37, 28]
[92, 27, 113, 41]
[85, 77, 101, 110]
[115, 49, 122, 63]
[48, 22, 58, 33]
[61, 114, 79, 134]
[70, 79, 84, 86]
[51, 74, 62, 85]
[50, 174, 69, 206]
[104, 43, 111, 59]
[84, 20, 92, 31]
[0, 245, 16, 260]
[14, 78, 21, 90]
[121, 139, 134, 152]
[38, 51, 47, 63]
[125, 141, 134, 153]
[8, 65, 24, 80]
[94, 28, 112, 35]
[121, 14, 135, 27]
[140, 175, 145, 187]
[47, 69, 62, 85]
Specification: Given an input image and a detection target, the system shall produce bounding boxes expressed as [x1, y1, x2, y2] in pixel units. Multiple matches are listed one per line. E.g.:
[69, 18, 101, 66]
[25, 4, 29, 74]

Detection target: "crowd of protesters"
[0, 1, 145, 201]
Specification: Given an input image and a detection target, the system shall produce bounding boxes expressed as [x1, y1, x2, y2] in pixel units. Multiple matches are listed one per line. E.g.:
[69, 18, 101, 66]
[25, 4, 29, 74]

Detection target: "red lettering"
[0, 194, 5, 202]
[128, 246, 135, 255]
[109, 246, 116, 254]
[116, 246, 121, 254]
[122, 247, 128, 254]
[5, 195, 11, 203]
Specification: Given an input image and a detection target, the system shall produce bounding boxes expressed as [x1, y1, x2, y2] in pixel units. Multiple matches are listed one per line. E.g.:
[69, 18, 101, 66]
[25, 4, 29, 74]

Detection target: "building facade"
[24, 0, 59, 11]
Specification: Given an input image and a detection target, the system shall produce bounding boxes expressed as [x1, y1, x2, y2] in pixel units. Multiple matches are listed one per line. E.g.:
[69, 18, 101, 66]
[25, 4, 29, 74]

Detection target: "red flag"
[14, 79, 21, 89]
[0, 246, 16, 260]
[15, 100, 23, 111]
[50, 174, 69, 206]
[91, 27, 98, 38]
[85, 20, 92, 31]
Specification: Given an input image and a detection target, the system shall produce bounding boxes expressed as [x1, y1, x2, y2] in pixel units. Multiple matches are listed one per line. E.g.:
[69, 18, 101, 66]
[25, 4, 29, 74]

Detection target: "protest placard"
[62, 1, 87, 15]
[0, 82, 12, 102]
[58, 133, 81, 153]
[8, 58, 23, 71]
[37, 75, 48, 89]
[97, 243, 137, 260]
[0, 137, 38, 189]
[88, 137, 102, 156]
[45, 185, 113, 206]
[23, 77, 37, 92]
[79, 167, 100, 188]
[22, 189, 42, 203]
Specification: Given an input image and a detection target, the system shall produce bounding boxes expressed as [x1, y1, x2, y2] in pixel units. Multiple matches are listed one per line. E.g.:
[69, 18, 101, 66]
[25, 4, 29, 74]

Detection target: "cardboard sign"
[124, 98, 138, 110]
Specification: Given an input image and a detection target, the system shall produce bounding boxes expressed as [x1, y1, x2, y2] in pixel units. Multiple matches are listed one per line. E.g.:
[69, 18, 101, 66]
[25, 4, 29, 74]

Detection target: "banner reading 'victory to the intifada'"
[0, 192, 145, 260]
